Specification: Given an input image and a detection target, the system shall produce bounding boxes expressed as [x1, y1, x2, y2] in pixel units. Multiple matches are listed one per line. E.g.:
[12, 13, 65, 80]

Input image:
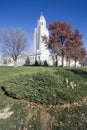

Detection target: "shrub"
[35, 60, 38, 66]
[44, 60, 48, 66]
[25, 57, 30, 66]
[2, 68, 87, 105]
[2, 72, 60, 104]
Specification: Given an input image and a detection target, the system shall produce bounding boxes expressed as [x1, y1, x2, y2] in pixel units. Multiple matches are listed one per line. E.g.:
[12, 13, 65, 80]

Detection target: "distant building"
[0, 13, 81, 67]
[29, 12, 53, 65]
[29, 13, 81, 67]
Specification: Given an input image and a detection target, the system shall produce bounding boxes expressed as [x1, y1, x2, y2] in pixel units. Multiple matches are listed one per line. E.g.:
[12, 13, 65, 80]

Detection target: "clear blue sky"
[0, 0, 87, 52]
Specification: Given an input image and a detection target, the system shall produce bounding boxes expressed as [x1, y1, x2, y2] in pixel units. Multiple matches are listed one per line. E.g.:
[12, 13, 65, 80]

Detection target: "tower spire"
[41, 11, 43, 16]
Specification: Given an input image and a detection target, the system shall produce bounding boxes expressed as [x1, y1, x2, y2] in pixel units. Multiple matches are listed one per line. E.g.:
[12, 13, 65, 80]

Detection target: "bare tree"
[0, 28, 29, 66]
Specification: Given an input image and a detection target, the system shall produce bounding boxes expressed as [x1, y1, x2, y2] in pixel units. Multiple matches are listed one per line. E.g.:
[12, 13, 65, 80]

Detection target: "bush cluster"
[2, 69, 87, 105]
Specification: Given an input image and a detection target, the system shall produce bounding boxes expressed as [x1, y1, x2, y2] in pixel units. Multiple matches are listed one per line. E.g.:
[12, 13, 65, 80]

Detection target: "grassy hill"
[0, 66, 87, 130]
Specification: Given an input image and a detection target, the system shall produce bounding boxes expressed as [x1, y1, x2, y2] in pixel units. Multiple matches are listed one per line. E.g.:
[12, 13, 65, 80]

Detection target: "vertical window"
[33, 57, 34, 60]
[38, 56, 40, 60]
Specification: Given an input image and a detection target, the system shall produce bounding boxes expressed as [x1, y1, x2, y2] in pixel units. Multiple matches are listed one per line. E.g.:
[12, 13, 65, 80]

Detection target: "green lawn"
[0, 66, 87, 130]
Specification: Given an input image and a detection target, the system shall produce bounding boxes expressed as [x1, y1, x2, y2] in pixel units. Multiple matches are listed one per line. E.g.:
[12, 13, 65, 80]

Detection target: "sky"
[0, 0, 87, 53]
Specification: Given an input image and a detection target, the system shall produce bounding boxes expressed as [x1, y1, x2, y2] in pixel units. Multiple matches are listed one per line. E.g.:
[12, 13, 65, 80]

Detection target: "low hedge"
[2, 70, 87, 105]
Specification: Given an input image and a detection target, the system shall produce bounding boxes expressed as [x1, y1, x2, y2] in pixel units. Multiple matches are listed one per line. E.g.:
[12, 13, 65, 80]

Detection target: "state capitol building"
[0, 13, 81, 67]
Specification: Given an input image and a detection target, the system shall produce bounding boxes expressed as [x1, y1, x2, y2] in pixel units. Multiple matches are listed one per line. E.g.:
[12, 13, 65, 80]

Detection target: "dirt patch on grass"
[41, 111, 52, 129]
[0, 105, 13, 119]
[16, 97, 87, 111]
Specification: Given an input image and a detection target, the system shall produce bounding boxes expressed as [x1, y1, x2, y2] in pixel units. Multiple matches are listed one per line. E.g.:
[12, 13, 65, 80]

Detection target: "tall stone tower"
[33, 13, 50, 62]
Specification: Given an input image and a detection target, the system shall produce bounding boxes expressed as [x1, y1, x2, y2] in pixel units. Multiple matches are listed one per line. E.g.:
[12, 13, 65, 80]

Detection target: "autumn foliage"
[43, 21, 86, 67]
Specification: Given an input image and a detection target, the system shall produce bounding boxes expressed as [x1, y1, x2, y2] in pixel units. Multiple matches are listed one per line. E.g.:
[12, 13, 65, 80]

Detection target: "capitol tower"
[33, 12, 51, 64]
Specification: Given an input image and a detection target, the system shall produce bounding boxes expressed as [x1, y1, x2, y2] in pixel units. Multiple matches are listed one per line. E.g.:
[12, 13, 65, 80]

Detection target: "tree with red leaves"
[48, 21, 72, 66]
[67, 29, 86, 67]
[43, 21, 86, 67]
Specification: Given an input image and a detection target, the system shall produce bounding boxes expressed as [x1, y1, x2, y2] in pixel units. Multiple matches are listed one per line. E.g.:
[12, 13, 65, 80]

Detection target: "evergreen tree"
[44, 60, 48, 66]
[25, 57, 30, 66]
[35, 60, 38, 66]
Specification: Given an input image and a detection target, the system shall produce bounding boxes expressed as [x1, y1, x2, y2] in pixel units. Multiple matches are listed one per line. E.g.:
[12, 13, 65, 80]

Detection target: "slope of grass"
[47, 103, 87, 130]
[0, 66, 52, 83]
[1, 67, 87, 105]
[0, 66, 87, 130]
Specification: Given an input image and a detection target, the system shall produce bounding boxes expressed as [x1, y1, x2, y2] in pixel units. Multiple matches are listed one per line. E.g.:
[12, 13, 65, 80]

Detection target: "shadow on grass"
[1, 86, 19, 99]
[67, 68, 87, 80]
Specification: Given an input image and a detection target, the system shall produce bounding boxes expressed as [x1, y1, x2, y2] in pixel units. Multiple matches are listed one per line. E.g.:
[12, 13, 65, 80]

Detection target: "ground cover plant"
[0, 66, 87, 130]
[1, 67, 87, 104]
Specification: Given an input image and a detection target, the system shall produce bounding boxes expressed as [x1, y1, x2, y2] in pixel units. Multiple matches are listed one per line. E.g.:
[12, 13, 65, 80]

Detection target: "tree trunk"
[66, 59, 67, 67]
[57, 59, 59, 66]
[14, 60, 17, 67]
[74, 59, 77, 67]
[61, 50, 65, 67]
[62, 55, 64, 67]
[55, 56, 58, 67]
[69, 59, 70, 67]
